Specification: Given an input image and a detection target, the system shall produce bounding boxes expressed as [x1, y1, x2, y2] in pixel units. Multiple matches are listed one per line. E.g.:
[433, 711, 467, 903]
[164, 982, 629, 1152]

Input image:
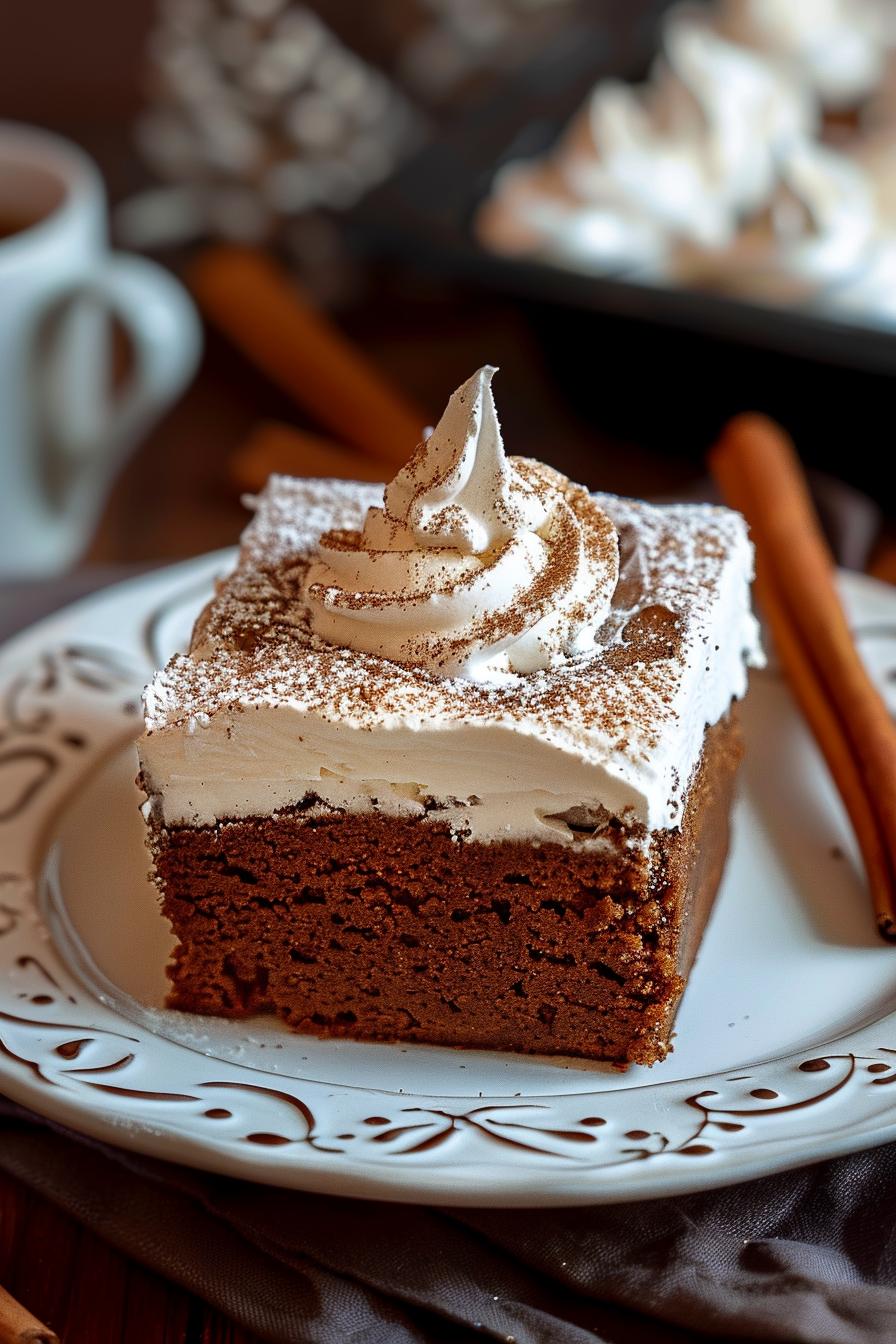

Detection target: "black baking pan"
[348, 4, 896, 510]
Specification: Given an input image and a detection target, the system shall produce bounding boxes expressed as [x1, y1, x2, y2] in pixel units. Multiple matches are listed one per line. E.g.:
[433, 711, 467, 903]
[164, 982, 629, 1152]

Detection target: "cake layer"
[139, 479, 762, 840]
[148, 711, 742, 1066]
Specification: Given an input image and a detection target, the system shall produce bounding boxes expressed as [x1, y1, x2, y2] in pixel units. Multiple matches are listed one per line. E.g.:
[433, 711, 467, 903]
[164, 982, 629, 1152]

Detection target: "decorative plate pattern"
[3, 554, 896, 1206]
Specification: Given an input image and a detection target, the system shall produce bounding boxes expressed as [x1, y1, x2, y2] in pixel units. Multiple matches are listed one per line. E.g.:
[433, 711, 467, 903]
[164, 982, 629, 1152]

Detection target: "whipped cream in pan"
[478, 1, 896, 319]
[139, 371, 762, 843]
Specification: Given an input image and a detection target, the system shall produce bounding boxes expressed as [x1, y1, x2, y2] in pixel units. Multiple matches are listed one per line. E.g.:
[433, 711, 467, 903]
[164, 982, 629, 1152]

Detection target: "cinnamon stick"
[230, 421, 391, 493]
[709, 413, 896, 938]
[188, 246, 429, 468]
[0, 1284, 57, 1344]
[751, 545, 893, 927]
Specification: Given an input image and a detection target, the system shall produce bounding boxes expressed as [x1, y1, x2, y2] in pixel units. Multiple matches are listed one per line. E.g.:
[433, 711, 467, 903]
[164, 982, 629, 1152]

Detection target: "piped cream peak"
[302, 366, 620, 681]
[364, 366, 548, 555]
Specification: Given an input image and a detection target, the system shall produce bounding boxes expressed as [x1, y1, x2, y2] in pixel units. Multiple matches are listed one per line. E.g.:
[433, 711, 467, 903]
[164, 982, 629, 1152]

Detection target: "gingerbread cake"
[138, 366, 762, 1066]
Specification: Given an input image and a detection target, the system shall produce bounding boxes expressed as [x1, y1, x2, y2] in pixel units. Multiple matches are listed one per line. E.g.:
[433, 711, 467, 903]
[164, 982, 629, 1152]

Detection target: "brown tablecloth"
[2, 1094, 896, 1344]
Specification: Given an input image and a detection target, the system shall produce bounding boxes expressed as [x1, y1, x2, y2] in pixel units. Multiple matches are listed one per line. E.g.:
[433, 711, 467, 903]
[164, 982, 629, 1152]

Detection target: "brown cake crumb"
[147, 710, 742, 1066]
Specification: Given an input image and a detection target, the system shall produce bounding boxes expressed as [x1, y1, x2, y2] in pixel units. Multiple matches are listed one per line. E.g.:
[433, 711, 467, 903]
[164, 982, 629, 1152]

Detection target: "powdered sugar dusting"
[240, 477, 382, 570]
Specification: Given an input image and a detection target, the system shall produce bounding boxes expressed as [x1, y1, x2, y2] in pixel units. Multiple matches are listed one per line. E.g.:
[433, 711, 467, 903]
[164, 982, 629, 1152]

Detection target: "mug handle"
[89, 253, 202, 467]
[40, 253, 202, 480]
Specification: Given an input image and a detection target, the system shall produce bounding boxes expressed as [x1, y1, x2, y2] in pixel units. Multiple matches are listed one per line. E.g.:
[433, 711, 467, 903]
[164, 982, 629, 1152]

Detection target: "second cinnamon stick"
[709, 413, 896, 937]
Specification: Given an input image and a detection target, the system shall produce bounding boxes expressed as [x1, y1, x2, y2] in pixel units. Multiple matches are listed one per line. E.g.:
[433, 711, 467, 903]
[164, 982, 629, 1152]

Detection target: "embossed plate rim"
[3, 554, 896, 1205]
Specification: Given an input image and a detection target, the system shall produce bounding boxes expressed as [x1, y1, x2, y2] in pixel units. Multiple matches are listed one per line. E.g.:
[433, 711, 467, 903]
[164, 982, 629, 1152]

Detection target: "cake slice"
[138, 368, 761, 1066]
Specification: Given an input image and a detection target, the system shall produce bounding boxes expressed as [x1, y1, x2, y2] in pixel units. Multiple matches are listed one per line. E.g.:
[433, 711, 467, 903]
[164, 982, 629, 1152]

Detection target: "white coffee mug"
[0, 122, 202, 578]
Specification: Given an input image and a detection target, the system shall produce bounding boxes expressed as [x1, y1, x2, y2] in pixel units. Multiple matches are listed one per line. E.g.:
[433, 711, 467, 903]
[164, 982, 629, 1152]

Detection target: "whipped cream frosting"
[582, 22, 811, 251]
[726, 0, 893, 107]
[302, 366, 619, 682]
[139, 473, 763, 844]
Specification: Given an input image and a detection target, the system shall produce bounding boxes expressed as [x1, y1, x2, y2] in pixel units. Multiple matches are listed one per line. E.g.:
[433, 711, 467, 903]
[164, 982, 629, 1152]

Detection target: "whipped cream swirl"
[303, 366, 619, 681]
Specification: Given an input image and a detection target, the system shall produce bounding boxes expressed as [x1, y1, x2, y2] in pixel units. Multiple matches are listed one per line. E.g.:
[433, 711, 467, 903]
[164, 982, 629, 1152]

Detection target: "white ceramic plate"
[4, 555, 896, 1206]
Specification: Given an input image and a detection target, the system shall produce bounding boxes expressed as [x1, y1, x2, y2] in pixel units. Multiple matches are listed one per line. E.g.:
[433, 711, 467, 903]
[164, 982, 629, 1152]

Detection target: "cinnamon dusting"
[145, 476, 749, 781]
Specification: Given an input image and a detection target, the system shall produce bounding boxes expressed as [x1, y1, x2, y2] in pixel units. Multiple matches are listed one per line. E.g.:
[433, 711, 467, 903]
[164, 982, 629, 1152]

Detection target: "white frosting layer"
[140, 708, 654, 844]
[729, 0, 893, 107]
[303, 367, 619, 681]
[139, 482, 763, 842]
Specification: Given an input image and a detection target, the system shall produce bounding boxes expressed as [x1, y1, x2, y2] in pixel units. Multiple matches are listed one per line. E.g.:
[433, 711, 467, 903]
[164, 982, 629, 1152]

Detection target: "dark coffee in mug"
[0, 210, 40, 240]
[0, 159, 65, 244]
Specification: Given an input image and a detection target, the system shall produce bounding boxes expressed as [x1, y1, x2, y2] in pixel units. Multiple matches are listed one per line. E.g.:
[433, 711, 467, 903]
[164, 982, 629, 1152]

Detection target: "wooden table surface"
[0, 1167, 263, 1344]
